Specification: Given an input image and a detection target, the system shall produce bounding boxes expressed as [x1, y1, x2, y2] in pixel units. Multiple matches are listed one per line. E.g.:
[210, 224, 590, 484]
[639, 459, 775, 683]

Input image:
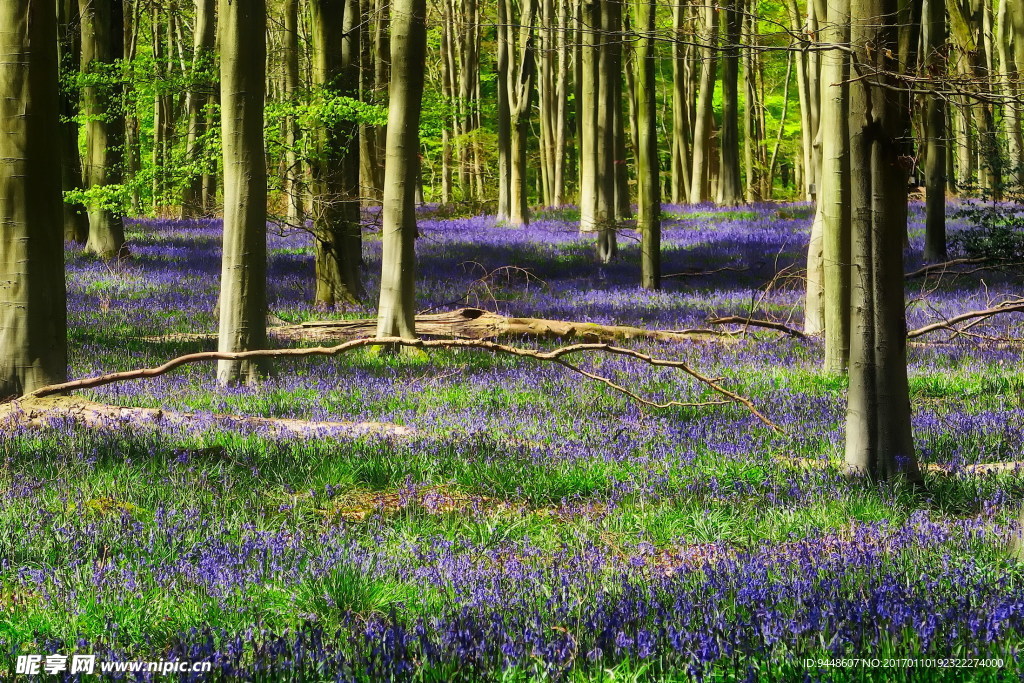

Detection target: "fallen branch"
[26, 336, 780, 432]
[905, 258, 987, 279]
[707, 315, 807, 338]
[907, 300, 1024, 339]
[663, 266, 749, 279]
[0, 396, 413, 438]
[778, 455, 1024, 477]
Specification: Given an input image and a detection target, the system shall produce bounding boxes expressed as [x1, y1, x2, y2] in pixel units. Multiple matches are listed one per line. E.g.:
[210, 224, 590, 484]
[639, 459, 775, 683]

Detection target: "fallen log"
[275, 308, 734, 344]
[141, 308, 736, 345]
[0, 396, 414, 438]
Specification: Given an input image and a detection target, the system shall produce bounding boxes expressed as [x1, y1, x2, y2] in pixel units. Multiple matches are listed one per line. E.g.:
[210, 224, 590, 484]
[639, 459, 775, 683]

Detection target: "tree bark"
[181, 0, 216, 218]
[632, 0, 659, 289]
[217, 0, 270, 385]
[496, 0, 537, 226]
[689, 0, 718, 204]
[924, 0, 948, 261]
[375, 0, 427, 340]
[310, 0, 364, 306]
[818, 0, 851, 375]
[57, 0, 90, 243]
[0, 0, 68, 397]
[844, 0, 921, 482]
[716, 0, 743, 205]
[283, 0, 305, 223]
[79, 0, 126, 257]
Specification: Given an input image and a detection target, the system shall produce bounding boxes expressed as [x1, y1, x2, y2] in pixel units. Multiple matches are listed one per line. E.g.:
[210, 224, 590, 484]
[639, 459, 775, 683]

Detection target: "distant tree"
[716, 0, 743, 206]
[57, 0, 90, 244]
[310, 0, 364, 306]
[632, 0, 660, 289]
[689, 0, 718, 204]
[79, 0, 126, 257]
[923, 0, 947, 262]
[0, 0, 68, 397]
[376, 0, 427, 340]
[217, 0, 270, 385]
[495, 0, 537, 226]
[181, 0, 217, 218]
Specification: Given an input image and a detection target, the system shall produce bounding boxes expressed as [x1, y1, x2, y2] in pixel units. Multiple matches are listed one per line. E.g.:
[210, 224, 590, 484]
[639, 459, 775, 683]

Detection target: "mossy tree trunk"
[0, 0, 68, 397]
[217, 0, 270, 385]
[310, 0, 364, 307]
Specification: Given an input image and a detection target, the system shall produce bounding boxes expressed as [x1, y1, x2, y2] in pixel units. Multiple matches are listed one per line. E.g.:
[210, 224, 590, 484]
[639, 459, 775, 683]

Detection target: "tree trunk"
[844, 0, 921, 482]
[670, 2, 692, 204]
[595, 0, 620, 261]
[57, 0, 90, 243]
[217, 0, 269, 385]
[579, 0, 599, 231]
[633, 0, 659, 289]
[182, 0, 216, 218]
[310, 0, 364, 306]
[376, 0, 426, 340]
[820, 0, 851, 373]
[1000, 0, 1024, 178]
[924, 0, 947, 261]
[497, 0, 537, 226]
[283, 0, 305, 223]
[689, 0, 718, 204]
[0, 0, 68, 397]
[716, 0, 743, 205]
[79, 0, 126, 257]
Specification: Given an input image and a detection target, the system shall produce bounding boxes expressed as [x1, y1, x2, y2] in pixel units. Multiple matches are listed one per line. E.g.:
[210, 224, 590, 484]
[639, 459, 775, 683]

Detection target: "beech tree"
[79, 0, 126, 258]
[376, 0, 427, 340]
[843, 0, 921, 481]
[0, 0, 68, 397]
[632, 0, 660, 289]
[217, 0, 269, 385]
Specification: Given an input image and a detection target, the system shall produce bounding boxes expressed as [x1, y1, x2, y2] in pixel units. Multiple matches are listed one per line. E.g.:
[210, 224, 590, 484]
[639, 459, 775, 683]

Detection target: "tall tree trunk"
[999, 0, 1024, 179]
[819, 0, 851, 372]
[689, 0, 718, 204]
[497, 0, 537, 226]
[632, 0, 659, 289]
[57, 0, 90, 243]
[579, 0, 599, 231]
[670, 2, 690, 204]
[217, 0, 269, 385]
[595, 0, 620, 261]
[376, 0, 426, 340]
[283, 0, 305, 223]
[182, 0, 216, 218]
[310, 0, 363, 306]
[0, 0, 68, 397]
[717, 0, 743, 205]
[552, 0, 569, 206]
[924, 0, 948, 261]
[844, 0, 921, 482]
[79, 0, 126, 257]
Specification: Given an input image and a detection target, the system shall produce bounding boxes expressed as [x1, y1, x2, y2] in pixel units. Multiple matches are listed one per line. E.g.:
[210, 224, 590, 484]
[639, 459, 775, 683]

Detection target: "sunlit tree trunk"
[633, 0, 659, 289]
[999, 0, 1024, 178]
[181, 0, 216, 218]
[579, 0, 599, 231]
[844, 0, 921, 482]
[595, 0, 620, 261]
[376, 0, 426, 340]
[283, 0, 305, 223]
[689, 0, 717, 204]
[0, 0, 68, 397]
[670, 2, 691, 204]
[496, 0, 537, 226]
[217, 0, 269, 385]
[79, 0, 126, 257]
[820, 0, 851, 372]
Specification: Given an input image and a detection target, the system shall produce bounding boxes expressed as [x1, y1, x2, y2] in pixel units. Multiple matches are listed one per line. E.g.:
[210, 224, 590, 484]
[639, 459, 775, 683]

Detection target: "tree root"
[0, 396, 414, 438]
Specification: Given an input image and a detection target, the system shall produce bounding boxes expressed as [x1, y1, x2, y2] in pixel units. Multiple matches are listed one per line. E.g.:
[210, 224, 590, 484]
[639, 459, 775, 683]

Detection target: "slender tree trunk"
[596, 0, 620, 261]
[310, 0, 363, 306]
[376, 0, 426, 340]
[689, 0, 718, 204]
[717, 0, 743, 205]
[57, 0, 90, 243]
[670, 2, 690, 204]
[924, 0, 947, 261]
[217, 0, 269, 385]
[552, 0, 569, 206]
[182, 0, 216, 218]
[579, 0, 599, 231]
[633, 0, 659, 289]
[0, 0, 68, 397]
[999, 0, 1024, 178]
[497, 0, 537, 226]
[820, 0, 852, 372]
[79, 0, 126, 257]
[844, 0, 921, 482]
[283, 0, 305, 223]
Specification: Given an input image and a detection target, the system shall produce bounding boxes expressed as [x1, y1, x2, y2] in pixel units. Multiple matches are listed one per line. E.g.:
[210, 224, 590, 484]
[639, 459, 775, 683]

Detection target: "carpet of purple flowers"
[2, 203, 1024, 681]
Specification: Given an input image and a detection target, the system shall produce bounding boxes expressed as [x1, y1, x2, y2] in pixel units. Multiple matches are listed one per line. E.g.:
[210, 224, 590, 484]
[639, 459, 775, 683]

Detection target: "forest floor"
[2, 203, 1023, 681]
